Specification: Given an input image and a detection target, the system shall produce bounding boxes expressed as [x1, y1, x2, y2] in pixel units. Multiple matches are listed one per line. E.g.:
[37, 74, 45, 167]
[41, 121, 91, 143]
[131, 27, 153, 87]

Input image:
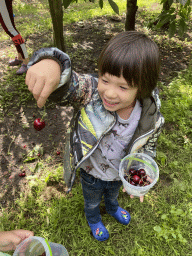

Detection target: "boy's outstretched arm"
[26, 59, 61, 108]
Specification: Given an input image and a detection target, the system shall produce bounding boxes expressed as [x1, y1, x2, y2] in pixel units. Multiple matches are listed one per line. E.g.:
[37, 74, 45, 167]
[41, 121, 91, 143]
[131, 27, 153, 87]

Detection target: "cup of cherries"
[119, 153, 159, 197]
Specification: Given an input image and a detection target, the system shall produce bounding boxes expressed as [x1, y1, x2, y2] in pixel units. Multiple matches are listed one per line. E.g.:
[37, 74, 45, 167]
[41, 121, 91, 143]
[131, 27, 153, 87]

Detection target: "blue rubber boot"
[109, 207, 131, 225]
[88, 221, 109, 241]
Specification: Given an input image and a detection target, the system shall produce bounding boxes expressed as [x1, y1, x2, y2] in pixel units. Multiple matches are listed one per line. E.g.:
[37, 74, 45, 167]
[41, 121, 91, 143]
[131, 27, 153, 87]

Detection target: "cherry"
[38, 252, 46, 256]
[130, 180, 136, 186]
[129, 169, 137, 176]
[132, 175, 140, 184]
[34, 118, 45, 131]
[139, 179, 144, 185]
[56, 151, 60, 155]
[138, 169, 146, 177]
[143, 175, 147, 182]
[19, 171, 26, 177]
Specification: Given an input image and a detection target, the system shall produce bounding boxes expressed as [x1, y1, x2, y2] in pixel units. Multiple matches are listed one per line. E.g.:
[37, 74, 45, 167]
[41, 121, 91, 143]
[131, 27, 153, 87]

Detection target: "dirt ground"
[0, 13, 192, 209]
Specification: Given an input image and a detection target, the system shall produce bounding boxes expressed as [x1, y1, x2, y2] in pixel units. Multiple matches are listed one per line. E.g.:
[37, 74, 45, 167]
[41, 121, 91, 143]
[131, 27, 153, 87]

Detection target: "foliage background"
[0, 0, 192, 255]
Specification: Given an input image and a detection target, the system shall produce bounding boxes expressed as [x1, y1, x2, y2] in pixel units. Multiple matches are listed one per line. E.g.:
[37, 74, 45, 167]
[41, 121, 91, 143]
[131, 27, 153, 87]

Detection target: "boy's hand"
[122, 188, 144, 202]
[26, 59, 61, 108]
[0, 230, 34, 251]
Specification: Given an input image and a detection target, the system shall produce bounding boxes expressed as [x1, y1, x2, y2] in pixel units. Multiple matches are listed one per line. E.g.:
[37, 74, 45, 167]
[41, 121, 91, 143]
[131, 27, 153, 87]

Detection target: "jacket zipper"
[128, 129, 155, 154]
[74, 116, 117, 172]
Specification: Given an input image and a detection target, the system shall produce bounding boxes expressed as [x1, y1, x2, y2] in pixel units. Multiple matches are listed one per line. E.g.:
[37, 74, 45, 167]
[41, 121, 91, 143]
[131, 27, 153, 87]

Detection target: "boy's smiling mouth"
[103, 98, 119, 107]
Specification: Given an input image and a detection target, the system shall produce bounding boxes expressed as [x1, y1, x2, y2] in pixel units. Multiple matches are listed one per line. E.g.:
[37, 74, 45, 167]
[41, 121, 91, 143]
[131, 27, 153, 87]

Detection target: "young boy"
[26, 31, 164, 241]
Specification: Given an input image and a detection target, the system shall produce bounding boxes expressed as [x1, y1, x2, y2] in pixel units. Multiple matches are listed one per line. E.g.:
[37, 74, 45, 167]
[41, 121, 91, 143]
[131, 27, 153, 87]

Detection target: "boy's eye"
[120, 86, 127, 90]
[102, 79, 108, 84]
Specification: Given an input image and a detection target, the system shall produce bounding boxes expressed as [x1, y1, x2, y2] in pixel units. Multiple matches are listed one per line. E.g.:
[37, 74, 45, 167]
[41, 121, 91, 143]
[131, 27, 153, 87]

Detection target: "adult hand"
[122, 188, 144, 202]
[0, 230, 34, 251]
[26, 59, 61, 108]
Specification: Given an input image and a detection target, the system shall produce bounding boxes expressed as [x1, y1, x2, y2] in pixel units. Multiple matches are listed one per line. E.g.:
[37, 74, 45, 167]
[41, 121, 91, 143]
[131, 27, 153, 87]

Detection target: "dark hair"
[98, 31, 160, 99]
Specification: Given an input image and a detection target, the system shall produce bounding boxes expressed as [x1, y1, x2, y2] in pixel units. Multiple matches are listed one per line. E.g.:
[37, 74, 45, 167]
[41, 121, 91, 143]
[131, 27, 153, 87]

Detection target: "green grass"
[0, 0, 192, 255]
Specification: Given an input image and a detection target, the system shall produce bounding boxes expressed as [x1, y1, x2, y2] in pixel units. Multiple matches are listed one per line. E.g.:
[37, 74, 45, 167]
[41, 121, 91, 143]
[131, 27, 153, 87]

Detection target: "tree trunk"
[162, 0, 171, 11]
[47, 0, 66, 52]
[161, 0, 171, 29]
[125, 0, 138, 31]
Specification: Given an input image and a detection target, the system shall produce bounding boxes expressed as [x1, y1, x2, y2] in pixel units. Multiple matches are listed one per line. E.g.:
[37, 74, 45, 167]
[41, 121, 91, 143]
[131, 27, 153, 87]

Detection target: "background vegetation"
[0, 0, 192, 255]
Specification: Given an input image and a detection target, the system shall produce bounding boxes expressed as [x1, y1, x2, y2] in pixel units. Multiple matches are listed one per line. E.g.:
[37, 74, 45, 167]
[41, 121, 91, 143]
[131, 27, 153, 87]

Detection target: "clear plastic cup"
[13, 236, 69, 256]
[119, 153, 159, 197]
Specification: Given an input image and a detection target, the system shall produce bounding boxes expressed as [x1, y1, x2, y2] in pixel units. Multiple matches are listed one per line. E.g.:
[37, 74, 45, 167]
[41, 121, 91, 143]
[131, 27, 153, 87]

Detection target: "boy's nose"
[105, 88, 117, 99]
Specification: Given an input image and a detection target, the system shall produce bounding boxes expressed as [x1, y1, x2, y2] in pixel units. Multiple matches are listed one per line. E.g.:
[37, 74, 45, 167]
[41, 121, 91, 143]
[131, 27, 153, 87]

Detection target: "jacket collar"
[125, 95, 158, 154]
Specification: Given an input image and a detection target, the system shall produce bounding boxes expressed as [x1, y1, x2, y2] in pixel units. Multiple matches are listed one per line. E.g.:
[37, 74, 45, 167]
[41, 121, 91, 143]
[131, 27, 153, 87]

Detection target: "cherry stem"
[40, 106, 46, 121]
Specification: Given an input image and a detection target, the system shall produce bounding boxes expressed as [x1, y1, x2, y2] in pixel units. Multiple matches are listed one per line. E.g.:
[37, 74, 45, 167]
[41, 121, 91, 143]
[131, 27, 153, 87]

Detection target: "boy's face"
[98, 73, 138, 119]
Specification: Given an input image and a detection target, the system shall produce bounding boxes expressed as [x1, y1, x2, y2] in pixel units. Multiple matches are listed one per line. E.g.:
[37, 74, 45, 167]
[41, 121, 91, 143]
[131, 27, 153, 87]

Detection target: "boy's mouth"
[103, 98, 118, 107]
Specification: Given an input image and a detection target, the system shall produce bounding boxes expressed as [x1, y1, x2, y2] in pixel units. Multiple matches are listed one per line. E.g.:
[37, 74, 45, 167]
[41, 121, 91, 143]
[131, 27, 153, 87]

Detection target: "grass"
[0, 0, 192, 255]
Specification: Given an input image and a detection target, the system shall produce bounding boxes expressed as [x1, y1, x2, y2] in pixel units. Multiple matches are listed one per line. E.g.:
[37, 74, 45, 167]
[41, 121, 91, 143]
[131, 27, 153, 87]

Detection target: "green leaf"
[161, 214, 168, 220]
[178, 233, 187, 243]
[45, 174, 51, 183]
[156, 14, 171, 28]
[108, 0, 119, 14]
[175, 209, 184, 215]
[63, 0, 73, 9]
[168, 0, 173, 6]
[34, 162, 41, 173]
[107, 248, 115, 254]
[23, 156, 36, 163]
[154, 226, 162, 233]
[163, 234, 169, 240]
[160, 0, 169, 4]
[169, 21, 176, 38]
[178, 18, 187, 37]
[99, 0, 103, 9]
[171, 205, 176, 210]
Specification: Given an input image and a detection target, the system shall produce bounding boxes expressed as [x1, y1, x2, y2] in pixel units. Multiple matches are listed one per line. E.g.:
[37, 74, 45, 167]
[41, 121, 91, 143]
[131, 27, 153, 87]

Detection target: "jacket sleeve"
[27, 47, 98, 106]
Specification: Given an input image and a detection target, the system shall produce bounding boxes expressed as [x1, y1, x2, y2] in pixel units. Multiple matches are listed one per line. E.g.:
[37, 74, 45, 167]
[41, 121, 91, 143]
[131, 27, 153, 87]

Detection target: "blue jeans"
[80, 169, 122, 224]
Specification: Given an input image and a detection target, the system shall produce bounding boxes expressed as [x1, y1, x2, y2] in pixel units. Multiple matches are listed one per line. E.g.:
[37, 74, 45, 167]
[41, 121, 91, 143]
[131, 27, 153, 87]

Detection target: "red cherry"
[129, 169, 137, 176]
[143, 175, 147, 182]
[38, 252, 46, 256]
[19, 171, 26, 177]
[138, 169, 146, 177]
[139, 179, 144, 185]
[56, 151, 60, 155]
[130, 180, 136, 186]
[132, 175, 140, 184]
[34, 118, 45, 131]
